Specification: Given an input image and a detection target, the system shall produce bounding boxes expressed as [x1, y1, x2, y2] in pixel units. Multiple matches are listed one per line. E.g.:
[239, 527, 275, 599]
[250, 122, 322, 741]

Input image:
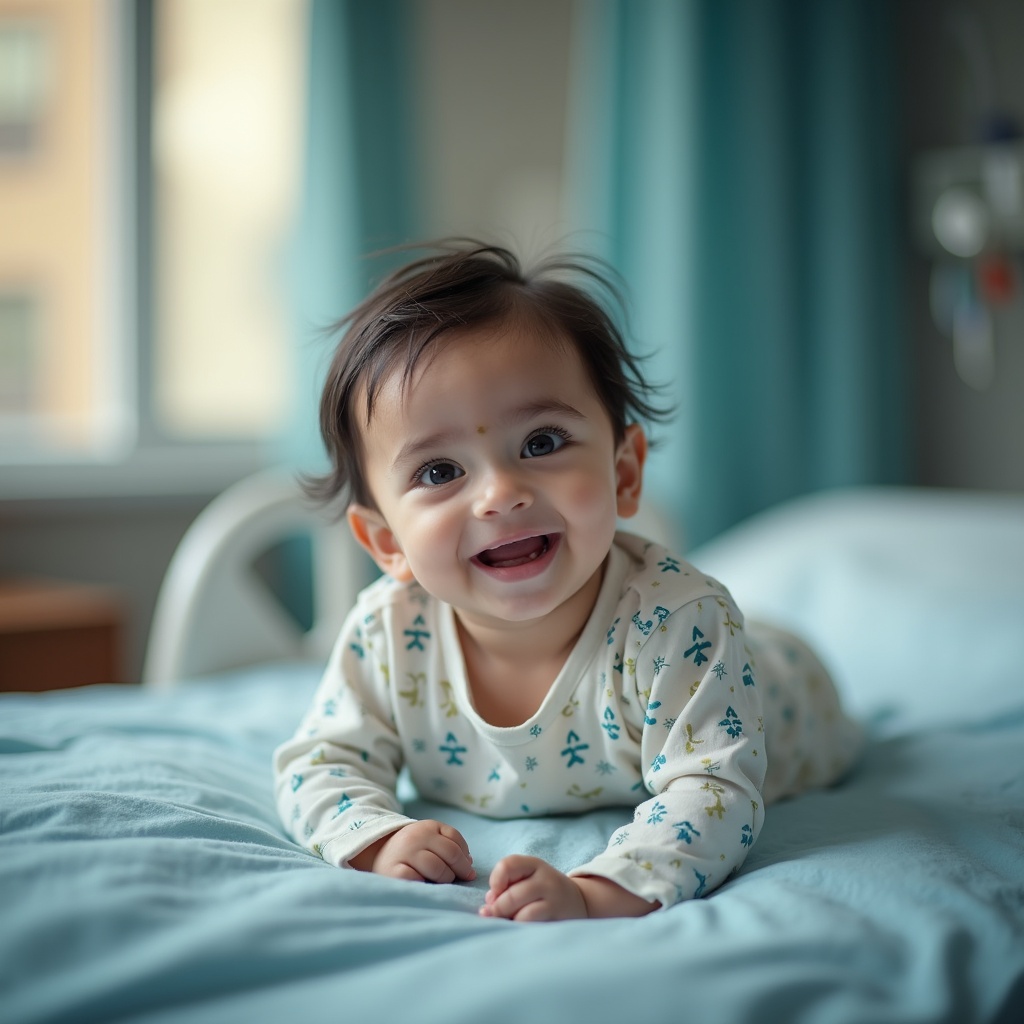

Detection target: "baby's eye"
[521, 429, 569, 459]
[417, 460, 464, 487]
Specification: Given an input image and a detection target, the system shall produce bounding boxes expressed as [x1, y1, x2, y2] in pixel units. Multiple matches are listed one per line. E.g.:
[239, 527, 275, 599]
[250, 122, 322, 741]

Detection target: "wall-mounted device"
[912, 143, 1023, 390]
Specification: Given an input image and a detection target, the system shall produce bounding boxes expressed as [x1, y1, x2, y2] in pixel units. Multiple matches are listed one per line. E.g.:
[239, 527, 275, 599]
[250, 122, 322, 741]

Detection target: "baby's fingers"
[429, 825, 475, 881]
[480, 856, 546, 919]
[374, 820, 475, 883]
[485, 854, 541, 897]
[404, 824, 474, 883]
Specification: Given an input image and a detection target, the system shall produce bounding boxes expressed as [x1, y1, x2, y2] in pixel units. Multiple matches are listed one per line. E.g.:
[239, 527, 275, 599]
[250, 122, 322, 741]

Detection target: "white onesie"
[274, 533, 862, 908]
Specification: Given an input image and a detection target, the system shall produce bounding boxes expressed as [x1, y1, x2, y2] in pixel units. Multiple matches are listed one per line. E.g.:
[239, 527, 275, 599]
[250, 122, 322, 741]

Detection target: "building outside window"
[0, 0, 309, 498]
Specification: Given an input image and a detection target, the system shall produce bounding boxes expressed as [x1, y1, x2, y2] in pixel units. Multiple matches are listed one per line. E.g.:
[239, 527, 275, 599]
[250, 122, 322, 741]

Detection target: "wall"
[3, 0, 1022, 684]
[411, 0, 573, 260]
[898, 0, 1024, 490]
[0, 496, 208, 682]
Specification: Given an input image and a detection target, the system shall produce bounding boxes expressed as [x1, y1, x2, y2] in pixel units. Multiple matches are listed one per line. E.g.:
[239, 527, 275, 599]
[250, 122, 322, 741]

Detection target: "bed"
[2, 482, 1023, 1024]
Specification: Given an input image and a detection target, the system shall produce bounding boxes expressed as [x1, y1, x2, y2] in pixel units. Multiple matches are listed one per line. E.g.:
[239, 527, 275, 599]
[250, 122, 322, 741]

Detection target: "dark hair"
[305, 239, 671, 510]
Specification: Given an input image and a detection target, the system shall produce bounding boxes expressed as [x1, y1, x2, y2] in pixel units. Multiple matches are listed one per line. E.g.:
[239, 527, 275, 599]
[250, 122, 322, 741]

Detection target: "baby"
[274, 241, 862, 921]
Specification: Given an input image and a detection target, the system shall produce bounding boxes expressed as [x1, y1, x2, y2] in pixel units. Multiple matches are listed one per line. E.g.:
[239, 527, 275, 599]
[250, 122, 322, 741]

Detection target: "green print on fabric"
[567, 783, 604, 801]
[722, 610, 741, 636]
[683, 724, 704, 753]
[398, 672, 425, 707]
[702, 780, 727, 819]
[439, 680, 458, 718]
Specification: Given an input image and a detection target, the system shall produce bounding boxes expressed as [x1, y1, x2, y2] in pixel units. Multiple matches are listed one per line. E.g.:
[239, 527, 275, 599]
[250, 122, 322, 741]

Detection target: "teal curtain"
[567, 0, 909, 548]
[274, 0, 413, 619]
[284, 0, 415, 473]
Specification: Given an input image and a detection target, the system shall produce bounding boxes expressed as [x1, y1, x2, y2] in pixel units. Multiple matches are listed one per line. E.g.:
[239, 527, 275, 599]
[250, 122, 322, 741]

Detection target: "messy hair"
[305, 239, 671, 510]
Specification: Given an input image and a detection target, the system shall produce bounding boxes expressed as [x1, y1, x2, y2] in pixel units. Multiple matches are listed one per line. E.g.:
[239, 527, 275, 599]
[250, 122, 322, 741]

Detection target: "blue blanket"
[2, 488, 1023, 1023]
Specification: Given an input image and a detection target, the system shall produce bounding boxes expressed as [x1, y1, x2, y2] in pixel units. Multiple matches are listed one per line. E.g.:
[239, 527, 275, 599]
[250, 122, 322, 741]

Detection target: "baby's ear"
[347, 505, 414, 582]
[615, 423, 647, 519]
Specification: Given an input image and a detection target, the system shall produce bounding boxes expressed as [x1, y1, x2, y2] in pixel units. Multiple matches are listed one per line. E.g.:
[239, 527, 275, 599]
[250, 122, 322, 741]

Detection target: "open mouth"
[475, 534, 552, 569]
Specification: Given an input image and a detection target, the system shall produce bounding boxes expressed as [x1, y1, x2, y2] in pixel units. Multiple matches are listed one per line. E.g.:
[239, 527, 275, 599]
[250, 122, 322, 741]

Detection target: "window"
[0, 0, 309, 497]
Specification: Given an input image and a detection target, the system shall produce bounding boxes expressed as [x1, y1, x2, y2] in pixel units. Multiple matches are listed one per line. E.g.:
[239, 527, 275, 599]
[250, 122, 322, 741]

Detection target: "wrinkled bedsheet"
[2, 488, 1023, 1024]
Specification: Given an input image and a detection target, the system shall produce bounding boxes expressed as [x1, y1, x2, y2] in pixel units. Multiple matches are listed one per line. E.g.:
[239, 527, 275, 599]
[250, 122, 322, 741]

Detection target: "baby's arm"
[566, 593, 767, 909]
[480, 856, 657, 921]
[275, 611, 458, 871]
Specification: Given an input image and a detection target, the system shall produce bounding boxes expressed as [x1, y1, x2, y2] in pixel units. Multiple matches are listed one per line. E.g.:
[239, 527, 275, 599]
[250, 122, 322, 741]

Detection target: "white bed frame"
[143, 467, 680, 688]
[143, 469, 375, 687]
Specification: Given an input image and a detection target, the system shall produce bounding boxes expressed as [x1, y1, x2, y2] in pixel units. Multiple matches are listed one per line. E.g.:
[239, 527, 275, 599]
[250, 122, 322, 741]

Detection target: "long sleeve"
[570, 591, 767, 907]
[273, 600, 415, 866]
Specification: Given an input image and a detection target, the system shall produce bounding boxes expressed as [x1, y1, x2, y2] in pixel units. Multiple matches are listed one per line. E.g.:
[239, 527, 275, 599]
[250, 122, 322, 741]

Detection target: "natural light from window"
[152, 0, 307, 439]
[0, 0, 308, 472]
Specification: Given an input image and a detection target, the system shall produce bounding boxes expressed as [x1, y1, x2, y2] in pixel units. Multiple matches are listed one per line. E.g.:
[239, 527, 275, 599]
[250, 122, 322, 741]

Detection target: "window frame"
[0, 0, 273, 507]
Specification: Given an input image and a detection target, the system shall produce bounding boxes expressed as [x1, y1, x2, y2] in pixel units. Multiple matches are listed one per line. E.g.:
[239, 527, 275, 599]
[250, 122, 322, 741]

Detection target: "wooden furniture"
[0, 579, 125, 691]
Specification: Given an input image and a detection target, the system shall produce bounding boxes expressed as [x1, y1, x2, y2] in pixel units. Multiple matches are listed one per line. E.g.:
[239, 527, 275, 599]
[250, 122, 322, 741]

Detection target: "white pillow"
[687, 487, 1024, 731]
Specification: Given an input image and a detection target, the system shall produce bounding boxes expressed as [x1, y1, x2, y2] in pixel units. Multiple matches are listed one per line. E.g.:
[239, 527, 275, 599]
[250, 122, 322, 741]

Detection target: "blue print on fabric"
[439, 732, 467, 765]
[673, 820, 701, 843]
[742, 662, 756, 686]
[684, 626, 712, 666]
[647, 801, 667, 824]
[404, 614, 431, 651]
[561, 731, 589, 767]
[632, 606, 671, 637]
[602, 706, 621, 740]
[719, 706, 743, 737]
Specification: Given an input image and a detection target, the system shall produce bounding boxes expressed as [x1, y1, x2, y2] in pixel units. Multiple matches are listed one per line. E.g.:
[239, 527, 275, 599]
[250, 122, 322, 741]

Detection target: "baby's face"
[348, 322, 645, 634]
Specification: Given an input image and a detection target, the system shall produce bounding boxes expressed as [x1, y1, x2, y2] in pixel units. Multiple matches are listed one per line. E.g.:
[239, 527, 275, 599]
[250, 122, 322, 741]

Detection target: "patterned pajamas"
[274, 533, 862, 907]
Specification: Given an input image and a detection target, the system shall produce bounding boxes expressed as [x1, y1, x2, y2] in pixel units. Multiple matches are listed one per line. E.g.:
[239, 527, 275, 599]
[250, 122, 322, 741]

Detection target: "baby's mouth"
[475, 535, 552, 569]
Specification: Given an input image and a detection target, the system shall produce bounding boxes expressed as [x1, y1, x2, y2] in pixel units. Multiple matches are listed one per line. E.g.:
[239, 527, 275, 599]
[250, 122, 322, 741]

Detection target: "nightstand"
[0, 579, 126, 691]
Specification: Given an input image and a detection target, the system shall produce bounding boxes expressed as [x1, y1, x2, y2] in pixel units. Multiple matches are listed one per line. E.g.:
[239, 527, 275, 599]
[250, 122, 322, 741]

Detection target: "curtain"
[284, 0, 415, 473]
[566, 0, 909, 549]
[273, 0, 413, 621]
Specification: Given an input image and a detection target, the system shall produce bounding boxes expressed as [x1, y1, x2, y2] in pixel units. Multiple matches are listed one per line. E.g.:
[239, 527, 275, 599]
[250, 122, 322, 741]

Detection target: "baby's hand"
[479, 855, 587, 921]
[354, 820, 476, 883]
[480, 856, 661, 921]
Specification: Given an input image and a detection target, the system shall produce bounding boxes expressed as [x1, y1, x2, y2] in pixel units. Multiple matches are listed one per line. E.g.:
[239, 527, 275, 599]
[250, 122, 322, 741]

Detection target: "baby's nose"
[473, 467, 533, 517]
